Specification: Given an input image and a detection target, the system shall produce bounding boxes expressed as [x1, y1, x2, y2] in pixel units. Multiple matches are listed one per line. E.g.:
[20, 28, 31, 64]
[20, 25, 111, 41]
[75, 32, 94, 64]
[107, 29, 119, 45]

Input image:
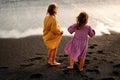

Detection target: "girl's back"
[68, 23, 95, 40]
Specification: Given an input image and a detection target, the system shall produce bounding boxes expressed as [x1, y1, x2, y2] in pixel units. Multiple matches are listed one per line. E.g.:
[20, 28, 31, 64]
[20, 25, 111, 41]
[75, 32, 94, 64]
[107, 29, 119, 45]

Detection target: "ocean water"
[0, 0, 120, 38]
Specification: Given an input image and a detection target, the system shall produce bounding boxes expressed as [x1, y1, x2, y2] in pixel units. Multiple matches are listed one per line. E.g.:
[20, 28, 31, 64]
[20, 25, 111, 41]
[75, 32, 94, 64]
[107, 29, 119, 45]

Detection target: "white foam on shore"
[0, 28, 42, 38]
[0, 22, 120, 38]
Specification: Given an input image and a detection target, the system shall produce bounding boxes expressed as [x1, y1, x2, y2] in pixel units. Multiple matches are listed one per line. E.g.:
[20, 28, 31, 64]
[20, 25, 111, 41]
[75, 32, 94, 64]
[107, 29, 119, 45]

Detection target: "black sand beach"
[0, 0, 120, 80]
[0, 32, 120, 80]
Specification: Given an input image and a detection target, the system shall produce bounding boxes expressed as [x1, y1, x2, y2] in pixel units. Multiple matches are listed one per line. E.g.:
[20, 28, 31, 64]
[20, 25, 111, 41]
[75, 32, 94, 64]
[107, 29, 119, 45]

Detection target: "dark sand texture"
[0, 33, 120, 80]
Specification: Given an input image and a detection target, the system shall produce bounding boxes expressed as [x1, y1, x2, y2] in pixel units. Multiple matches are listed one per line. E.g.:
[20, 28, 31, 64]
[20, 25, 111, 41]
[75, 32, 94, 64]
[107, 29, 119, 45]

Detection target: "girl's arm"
[68, 24, 76, 34]
[51, 17, 61, 35]
[88, 26, 95, 37]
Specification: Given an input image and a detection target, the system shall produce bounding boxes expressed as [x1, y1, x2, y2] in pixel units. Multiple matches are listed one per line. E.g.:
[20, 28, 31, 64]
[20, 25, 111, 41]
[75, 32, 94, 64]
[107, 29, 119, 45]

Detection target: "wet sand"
[0, 32, 120, 80]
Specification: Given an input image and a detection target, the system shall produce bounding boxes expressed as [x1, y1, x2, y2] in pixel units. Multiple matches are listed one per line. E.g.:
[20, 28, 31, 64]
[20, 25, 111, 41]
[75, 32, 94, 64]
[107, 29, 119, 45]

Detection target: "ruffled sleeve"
[88, 26, 95, 37]
[68, 24, 76, 34]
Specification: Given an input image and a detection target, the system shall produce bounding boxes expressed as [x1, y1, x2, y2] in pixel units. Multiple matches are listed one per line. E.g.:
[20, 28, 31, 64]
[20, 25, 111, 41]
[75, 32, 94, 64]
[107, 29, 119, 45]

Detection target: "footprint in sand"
[113, 64, 120, 68]
[86, 52, 94, 57]
[29, 57, 42, 61]
[88, 44, 98, 49]
[79, 73, 89, 80]
[0, 66, 8, 71]
[112, 70, 120, 77]
[35, 52, 41, 55]
[85, 59, 90, 64]
[64, 54, 68, 57]
[63, 69, 70, 74]
[30, 73, 43, 79]
[58, 55, 64, 57]
[88, 52, 93, 54]
[93, 57, 98, 60]
[109, 61, 114, 64]
[93, 44, 98, 46]
[86, 68, 100, 74]
[88, 45, 95, 49]
[58, 59, 64, 63]
[20, 63, 34, 68]
[20, 57, 42, 68]
[101, 77, 115, 80]
[97, 50, 105, 54]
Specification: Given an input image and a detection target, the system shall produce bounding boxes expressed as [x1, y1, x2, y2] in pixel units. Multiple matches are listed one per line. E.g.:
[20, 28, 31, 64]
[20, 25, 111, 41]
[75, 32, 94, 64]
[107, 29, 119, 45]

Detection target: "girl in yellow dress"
[42, 3, 63, 66]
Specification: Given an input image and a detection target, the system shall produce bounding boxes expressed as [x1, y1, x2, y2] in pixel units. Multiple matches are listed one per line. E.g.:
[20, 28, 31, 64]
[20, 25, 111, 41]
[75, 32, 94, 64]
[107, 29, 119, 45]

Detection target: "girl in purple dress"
[64, 11, 95, 71]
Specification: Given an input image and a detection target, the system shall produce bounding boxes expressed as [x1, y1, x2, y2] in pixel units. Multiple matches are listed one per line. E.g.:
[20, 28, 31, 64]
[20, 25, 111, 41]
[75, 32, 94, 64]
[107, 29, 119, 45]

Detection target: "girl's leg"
[52, 48, 61, 65]
[67, 58, 74, 69]
[52, 48, 56, 63]
[48, 49, 53, 64]
[48, 48, 61, 66]
[79, 58, 85, 71]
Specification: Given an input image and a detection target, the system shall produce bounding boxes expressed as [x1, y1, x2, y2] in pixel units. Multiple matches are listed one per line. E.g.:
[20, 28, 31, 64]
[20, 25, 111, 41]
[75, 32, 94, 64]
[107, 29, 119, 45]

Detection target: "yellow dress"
[42, 15, 62, 49]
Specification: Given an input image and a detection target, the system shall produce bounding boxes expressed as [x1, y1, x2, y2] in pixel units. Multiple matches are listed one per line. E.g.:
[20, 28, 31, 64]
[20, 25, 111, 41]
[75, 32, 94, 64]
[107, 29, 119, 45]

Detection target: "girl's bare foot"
[67, 66, 73, 69]
[53, 61, 61, 66]
[48, 61, 52, 65]
[78, 67, 83, 71]
[48, 61, 61, 66]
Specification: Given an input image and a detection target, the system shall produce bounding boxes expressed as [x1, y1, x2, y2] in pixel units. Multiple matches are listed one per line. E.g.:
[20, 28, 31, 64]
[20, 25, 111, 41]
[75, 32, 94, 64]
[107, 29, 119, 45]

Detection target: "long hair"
[47, 3, 58, 15]
[76, 11, 88, 29]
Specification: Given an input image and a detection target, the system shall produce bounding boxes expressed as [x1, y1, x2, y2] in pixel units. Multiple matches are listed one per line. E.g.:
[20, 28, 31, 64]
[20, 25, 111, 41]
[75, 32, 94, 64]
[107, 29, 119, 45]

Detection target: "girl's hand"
[60, 31, 63, 34]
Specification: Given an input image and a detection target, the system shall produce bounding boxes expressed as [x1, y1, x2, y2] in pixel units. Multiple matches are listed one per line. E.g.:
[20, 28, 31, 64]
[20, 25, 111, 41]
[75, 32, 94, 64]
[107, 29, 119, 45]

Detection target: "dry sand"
[0, 32, 120, 80]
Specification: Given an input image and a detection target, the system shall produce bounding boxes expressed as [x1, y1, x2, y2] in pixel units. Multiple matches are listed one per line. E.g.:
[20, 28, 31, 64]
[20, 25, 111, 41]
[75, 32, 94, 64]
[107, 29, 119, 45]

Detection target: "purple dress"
[64, 23, 95, 62]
